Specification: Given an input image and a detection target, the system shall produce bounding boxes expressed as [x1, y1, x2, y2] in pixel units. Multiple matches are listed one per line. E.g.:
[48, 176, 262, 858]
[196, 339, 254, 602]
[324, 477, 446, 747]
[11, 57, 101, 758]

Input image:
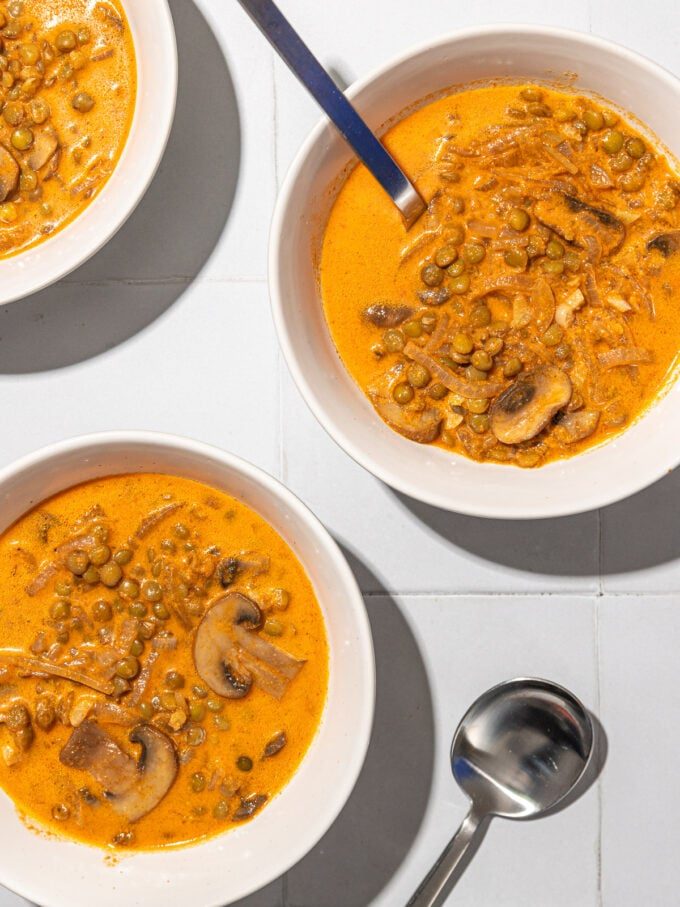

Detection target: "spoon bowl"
[409, 678, 594, 907]
[452, 677, 593, 820]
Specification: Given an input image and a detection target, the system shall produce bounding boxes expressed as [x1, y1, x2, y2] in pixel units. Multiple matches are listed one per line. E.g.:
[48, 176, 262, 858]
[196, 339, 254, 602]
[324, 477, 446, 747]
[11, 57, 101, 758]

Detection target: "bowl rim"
[0, 0, 178, 307]
[0, 430, 376, 906]
[268, 23, 680, 519]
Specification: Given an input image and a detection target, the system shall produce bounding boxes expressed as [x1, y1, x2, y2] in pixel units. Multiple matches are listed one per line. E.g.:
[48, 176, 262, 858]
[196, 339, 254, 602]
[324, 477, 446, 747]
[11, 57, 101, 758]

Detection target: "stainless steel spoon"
[236, 0, 427, 228]
[408, 677, 594, 907]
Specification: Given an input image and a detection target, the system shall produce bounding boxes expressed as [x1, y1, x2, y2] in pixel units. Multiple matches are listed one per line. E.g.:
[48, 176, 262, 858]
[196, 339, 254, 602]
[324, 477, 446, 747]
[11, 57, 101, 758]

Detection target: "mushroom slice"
[27, 127, 59, 174]
[0, 146, 19, 203]
[363, 302, 413, 328]
[369, 393, 442, 443]
[647, 231, 680, 257]
[490, 366, 572, 445]
[534, 193, 625, 257]
[553, 410, 600, 444]
[60, 721, 177, 822]
[193, 593, 305, 701]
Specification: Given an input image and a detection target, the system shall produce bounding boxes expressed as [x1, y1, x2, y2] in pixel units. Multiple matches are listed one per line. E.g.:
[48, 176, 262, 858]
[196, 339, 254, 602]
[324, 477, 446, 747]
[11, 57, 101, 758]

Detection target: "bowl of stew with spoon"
[0, 431, 374, 906]
[270, 25, 680, 517]
[0, 0, 176, 304]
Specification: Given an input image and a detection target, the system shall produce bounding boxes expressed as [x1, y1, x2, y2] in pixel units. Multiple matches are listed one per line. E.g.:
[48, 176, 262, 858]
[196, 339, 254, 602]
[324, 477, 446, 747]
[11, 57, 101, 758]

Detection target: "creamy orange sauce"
[0, 473, 328, 850]
[321, 84, 680, 467]
[0, 0, 136, 257]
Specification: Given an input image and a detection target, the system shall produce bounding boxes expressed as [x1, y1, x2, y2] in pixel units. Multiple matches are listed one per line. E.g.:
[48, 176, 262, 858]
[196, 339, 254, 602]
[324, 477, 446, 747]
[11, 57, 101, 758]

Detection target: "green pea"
[191, 772, 206, 793]
[403, 320, 422, 338]
[115, 656, 139, 680]
[520, 87, 543, 102]
[527, 102, 552, 118]
[129, 601, 146, 618]
[114, 548, 133, 566]
[193, 685, 208, 699]
[120, 579, 139, 599]
[450, 274, 471, 295]
[264, 618, 285, 636]
[467, 398, 489, 414]
[583, 109, 604, 131]
[446, 260, 466, 278]
[130, 639, 144, 657]
[610, 151, 634, 172]
[66, 551, 89, 576]
[542, 324, 564, 347]
[82, 566, 100, 585]
[92, 600, 112, 622]
[383, 329, 405, 353]
[153, 602, 170, 620]
[421, 263, 443, 287]
[189, 701, 206, 722]
[214, 715, 230, 731]
[602, 129, 624, 154]
[174, 523, 189, 540]
[462, 243, 485, 265]
[435, 245, 457, 268]
[602, 109, 619, 127]
[504, 249, 528, 269]
[407, 363, 430, 388]
[50, 600, 71, 621]
[546, 239, 564, 260]
[143, 581, 163, 602]
[503, 358, 523, 378]
[452, 332, 473, 355]
[236, 756, 253, 773]
[54, 581, 72, 597]
[160, 691, 177, 711]
[72, 91, 94, 113]
[392, 382, 414, 405]
[468, 413, 490, 433]
[542, 259, 565, 275]
[526, 237, 544, 258]
[428, 383, 448, 400]
[165, 670, 185, 690]
[3, 102, 23, 126]
[471, 350, 493, 371]
[89, 545, 111, 567]
[99, 562, 122, 588]
[55, 29, 77, 52]
[484, 337, 504, 356]
[507, 208, 530, 232]
[625, 137, 646, 159]
[139, 702, 153, 721]
[207, 698, 224, 713]
[620, 170, 645, 193]
[11, 126, 33, 150]
[213, 800, 229, 819]
[469, 305, 491, 328]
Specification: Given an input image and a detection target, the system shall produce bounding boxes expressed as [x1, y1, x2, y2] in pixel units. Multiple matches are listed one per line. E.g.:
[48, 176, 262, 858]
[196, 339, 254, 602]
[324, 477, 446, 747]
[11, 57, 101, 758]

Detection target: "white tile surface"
[0, 0, 678, 905]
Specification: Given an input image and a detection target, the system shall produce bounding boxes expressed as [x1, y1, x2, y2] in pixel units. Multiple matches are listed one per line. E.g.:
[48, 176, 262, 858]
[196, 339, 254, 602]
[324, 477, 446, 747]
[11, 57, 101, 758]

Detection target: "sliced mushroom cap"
[370, 394, 442, 443]
[553, 410, 600, 444]
[60, 721, 177, 822]
[534, 193, 625, 257]
[363, 302, 413, 327]
[194, 593, 304, 701]
[27, 127, 59, 174]
[647, 231, 680, 257]
[490, 366, 572, 445]
[0, 145, 19, 203]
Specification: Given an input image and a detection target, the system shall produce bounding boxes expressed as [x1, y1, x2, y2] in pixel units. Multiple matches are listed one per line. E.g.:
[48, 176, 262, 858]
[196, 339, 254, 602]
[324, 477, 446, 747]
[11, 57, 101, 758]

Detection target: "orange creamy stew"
[0, 0, 136, 257]
[321, 84, 680, 467]
[0, 474, 328, 850]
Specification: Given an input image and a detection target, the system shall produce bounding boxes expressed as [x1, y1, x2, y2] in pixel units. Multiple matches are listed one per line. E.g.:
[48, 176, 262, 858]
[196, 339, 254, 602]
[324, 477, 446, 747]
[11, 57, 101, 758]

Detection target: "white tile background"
[0, 0, 678, 904]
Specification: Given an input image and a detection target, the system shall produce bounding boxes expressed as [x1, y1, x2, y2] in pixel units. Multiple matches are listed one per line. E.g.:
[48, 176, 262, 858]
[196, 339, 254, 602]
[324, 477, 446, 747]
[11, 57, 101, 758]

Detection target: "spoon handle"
[407, 807, 484, 907]
[236, 0, 426, 228]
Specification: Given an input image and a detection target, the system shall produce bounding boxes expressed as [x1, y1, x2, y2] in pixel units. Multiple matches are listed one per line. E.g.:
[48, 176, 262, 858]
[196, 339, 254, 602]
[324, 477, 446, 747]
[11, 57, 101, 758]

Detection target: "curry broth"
[0, 474, 328, 850]
[0, 0, 136, 257]
[321, 84, 680, 467]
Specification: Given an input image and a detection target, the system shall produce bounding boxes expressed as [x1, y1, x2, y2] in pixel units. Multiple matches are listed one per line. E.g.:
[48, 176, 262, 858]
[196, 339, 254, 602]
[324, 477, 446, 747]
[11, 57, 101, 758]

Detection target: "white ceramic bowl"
[270, 26, 680, 519]
[0, 1, 177, 305]
[0, 432, 374, 907]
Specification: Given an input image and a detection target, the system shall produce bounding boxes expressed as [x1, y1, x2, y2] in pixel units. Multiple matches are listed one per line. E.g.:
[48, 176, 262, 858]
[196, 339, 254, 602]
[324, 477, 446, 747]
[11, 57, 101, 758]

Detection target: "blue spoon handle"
[237, 0, 426, 228]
